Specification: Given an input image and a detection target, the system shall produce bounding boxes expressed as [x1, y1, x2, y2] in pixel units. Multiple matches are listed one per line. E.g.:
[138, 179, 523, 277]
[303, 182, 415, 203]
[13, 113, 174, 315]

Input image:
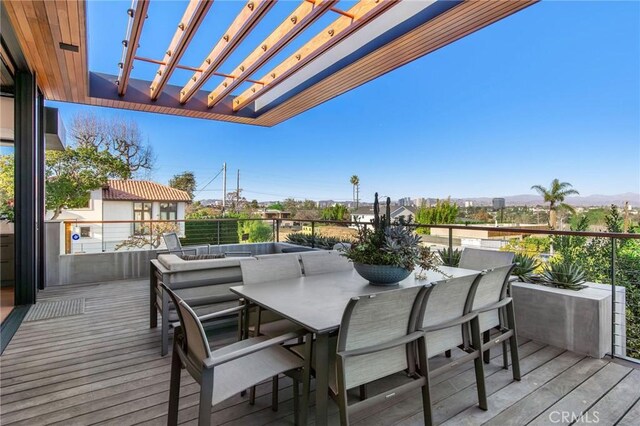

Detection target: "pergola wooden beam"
[149, 0, 213, 100]
[232, 0, 397, 112]
[179, 0, 275, 105]
[117, 0, 150, 96]
[207, 0, 337, 108]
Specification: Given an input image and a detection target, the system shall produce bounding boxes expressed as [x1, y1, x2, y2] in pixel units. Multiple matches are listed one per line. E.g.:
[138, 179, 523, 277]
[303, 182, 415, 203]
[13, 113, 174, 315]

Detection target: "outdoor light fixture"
[59, 42, 79, 52]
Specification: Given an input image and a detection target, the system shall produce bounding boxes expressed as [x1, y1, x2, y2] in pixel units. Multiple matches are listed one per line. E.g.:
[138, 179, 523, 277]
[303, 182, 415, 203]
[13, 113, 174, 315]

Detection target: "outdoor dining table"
[230, 265, 479, 426]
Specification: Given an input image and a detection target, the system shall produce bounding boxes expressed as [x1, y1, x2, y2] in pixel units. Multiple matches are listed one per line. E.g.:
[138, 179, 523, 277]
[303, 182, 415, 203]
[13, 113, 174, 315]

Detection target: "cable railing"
[58, 217, 639, 362]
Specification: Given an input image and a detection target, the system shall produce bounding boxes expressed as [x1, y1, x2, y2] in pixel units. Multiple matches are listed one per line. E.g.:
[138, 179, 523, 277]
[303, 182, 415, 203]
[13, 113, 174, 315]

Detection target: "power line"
[195, 167, 223, 196]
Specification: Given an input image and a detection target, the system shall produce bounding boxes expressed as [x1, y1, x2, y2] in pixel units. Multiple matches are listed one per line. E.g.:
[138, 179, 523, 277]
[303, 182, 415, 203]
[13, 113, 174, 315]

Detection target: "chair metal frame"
[162, 283, 311, 426]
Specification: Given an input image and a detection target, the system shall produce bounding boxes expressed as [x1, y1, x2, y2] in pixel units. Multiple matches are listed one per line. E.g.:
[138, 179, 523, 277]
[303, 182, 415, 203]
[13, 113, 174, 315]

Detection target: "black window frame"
[159, 202, 177, 221]
[133, 202, 152, 235]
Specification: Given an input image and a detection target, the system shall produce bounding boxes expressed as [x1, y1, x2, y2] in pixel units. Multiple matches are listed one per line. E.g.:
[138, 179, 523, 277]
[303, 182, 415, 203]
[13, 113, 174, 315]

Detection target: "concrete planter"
[512, 281, 626, 358]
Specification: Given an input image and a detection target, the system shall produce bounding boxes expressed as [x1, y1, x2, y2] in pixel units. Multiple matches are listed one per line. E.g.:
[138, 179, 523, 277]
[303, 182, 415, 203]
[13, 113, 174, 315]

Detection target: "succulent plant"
[513, 253, 541, 282]
[285, 232, 351, 250]
[539, 259, 587, 290]
[437, 247, 462, 267]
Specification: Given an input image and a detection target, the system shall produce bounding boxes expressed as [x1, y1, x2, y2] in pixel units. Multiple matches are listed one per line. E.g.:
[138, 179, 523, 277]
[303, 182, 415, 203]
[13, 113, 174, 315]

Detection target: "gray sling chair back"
[299, 251, 353, 276]
[410, 272, 487, 425]
[468, 263, 521, 380]
[334, 286, 428, 425]
[240, 255, 305, 338]
[458, 248, 515, 271]
[162, 232, 197, 256]
[240, 256, 307, 405]
[162, 283, 311, 426]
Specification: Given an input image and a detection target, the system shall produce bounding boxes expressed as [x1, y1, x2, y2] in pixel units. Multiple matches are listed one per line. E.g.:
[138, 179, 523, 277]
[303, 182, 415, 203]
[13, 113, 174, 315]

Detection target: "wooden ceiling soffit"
[179, 0, 275, 104]
[232, 0, 397, 112]
[206, 0, 338, 108]
[149, 0, 213, 100]
[118, 0, 150, 96]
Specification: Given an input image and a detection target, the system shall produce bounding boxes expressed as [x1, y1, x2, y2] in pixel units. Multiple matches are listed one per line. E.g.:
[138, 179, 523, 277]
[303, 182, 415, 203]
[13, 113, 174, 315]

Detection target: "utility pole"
[236, 169, 240, 212]
[222, 162, 227, 215]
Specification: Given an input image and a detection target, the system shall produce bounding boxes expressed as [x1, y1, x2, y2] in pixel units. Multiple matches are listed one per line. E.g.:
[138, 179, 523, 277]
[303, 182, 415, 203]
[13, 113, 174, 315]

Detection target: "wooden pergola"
[3, 0, 537, 126]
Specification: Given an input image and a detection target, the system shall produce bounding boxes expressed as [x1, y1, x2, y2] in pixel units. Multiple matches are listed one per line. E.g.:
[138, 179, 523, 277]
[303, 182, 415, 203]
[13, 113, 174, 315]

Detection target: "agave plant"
[437, 247, 461, 267]
[539, 259, 587, 290]
[513, 253, 541, 283]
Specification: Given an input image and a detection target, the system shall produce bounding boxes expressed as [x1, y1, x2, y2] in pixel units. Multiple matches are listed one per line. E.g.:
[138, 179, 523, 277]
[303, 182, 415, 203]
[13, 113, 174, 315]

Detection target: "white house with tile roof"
[52, 180, 191, 253]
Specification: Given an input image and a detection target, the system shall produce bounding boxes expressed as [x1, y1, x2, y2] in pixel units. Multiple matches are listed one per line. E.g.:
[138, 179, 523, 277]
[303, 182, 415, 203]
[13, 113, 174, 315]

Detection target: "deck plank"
[1, 278, 639, 426]
[527, 362, 632, 426]
[579, 369, 640, 425]
[483, 357, 607, 425]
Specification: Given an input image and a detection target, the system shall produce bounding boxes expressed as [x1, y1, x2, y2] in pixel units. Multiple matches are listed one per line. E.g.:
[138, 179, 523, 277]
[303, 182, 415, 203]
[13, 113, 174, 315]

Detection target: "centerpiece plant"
[340, 193, 444, 285]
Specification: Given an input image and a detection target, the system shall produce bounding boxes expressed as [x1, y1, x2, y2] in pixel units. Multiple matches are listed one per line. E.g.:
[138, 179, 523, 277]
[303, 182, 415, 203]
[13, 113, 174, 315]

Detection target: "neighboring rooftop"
[102, 180, 191, 202]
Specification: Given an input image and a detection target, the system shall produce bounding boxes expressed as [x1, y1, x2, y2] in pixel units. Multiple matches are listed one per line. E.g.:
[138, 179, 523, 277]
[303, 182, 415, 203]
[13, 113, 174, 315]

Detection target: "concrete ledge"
[512, 281, 624, 358]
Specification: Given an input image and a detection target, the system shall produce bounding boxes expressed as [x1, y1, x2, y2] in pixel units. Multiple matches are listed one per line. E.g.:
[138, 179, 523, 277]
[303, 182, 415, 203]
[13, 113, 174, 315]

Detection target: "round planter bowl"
[353, 263, 411, 286]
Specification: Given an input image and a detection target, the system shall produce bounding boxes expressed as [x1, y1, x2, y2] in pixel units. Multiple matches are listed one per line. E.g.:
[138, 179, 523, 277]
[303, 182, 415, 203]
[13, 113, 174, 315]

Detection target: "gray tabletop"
[230, 266, 479, 334]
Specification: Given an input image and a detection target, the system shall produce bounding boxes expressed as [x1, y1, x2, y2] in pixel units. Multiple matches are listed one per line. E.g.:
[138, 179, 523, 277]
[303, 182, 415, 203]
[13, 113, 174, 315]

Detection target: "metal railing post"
[311, 221, 316, 248]
[611, 237, 617, 358]
[448, 227, 453, 265]
[275, 219, 280, 242]
[216, 220, 220, 245]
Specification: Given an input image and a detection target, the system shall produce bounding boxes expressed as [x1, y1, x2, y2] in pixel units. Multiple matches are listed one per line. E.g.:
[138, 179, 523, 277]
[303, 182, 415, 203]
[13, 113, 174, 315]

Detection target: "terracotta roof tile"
[103, 180, 191, 202]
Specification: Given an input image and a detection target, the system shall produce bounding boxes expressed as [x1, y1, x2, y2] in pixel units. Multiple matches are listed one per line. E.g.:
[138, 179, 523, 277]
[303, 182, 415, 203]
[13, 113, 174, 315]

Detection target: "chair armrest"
[473, 297, 512, 314]
[419, 312, 478, 333]
[204, 330, 306, 368]
[198, 305, 246, 322]
[337, 331, 424, 359]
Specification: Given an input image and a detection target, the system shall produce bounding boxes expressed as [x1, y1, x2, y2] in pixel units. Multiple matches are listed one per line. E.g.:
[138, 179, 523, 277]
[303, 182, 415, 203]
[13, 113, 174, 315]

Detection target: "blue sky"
[49, 0, 640, 202]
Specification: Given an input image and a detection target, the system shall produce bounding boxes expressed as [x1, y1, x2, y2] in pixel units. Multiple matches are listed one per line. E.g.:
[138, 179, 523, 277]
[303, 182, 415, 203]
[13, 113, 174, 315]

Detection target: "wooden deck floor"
[1, 279, 639, 426]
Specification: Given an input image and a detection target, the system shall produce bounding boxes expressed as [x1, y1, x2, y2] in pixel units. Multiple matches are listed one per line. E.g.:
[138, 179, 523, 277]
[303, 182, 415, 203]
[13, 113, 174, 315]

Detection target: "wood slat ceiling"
[2, 0, 538, 127]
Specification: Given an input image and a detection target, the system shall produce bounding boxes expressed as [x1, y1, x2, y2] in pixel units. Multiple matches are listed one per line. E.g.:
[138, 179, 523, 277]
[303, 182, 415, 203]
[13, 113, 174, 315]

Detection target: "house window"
[80, 226, 91, 238]
[133, 202, 152, 235]
[159, 203, 177, 221]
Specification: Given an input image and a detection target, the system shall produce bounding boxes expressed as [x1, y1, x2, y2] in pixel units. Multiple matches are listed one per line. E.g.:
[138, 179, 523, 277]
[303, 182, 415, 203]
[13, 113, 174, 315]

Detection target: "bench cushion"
[157, 254, 255, 272]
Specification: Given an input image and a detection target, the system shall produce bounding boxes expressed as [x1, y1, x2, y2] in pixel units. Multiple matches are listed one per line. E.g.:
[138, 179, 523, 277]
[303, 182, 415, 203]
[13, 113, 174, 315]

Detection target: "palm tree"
[350, 175, 360, 208]
[531, 179, 579, 229]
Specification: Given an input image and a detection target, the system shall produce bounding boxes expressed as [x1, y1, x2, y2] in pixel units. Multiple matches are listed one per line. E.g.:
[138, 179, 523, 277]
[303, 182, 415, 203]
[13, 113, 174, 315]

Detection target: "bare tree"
[70, 112, 110, 149]
[109, 117, 155, 178]
[70, 112, 155, 178]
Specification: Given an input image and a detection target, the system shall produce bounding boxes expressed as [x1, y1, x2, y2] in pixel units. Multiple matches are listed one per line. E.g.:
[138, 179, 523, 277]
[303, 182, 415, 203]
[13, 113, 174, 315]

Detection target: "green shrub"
[181, 220, 239, 245]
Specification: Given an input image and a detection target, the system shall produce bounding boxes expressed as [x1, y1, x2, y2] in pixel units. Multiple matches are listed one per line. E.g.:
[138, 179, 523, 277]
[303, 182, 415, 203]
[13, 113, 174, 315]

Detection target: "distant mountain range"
[456, 193, 640, 207]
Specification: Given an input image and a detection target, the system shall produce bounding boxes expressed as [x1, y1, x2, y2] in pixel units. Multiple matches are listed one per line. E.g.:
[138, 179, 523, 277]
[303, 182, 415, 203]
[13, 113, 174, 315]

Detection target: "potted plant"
[511, 256, 622, 358]
[340, 193, 441, 286]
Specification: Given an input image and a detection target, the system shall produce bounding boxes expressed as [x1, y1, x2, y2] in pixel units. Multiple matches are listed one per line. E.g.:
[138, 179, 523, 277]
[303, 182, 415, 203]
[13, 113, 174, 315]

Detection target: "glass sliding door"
[0, 56, 15, 324]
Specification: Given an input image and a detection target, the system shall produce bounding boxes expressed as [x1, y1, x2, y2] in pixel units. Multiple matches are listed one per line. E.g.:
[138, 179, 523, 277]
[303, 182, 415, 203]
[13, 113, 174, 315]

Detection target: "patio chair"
[162, 232, 197, 256]
[411, 273, 487, 424]
[458, 248, 515, 271]
[162, 283, 310, 426]
[469, 264, 521, 379]
[240, 255, 305, 337]
[240, 255, 307, 404]
[299, 251, 353, 275]
[332, 286, 428, 425]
